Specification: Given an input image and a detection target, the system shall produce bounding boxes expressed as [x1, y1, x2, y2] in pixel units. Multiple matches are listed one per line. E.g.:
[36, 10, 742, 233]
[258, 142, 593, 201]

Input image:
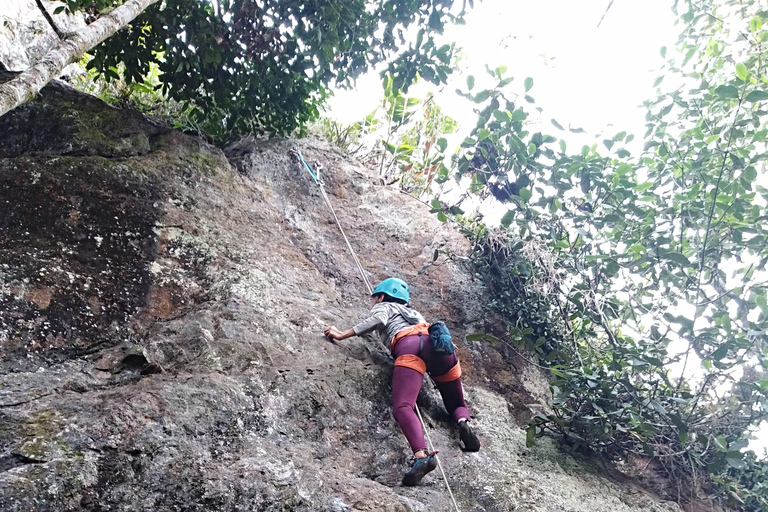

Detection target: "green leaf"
[474, 90, 491, 103]
[745, 90, 768, 102]
[662, 252, 692, 267]
[649, 400, 667, 415]
[511, 109, 527, 122]
[711, 344, 729, 361]
[730, 439, 749, 451]
[634, 182, 654, 192]
[492, 109, 510, 122]
[437, 212, 448, 222]
[742, 166, 757, 182]
[526, 425, 536, 447]
[714, 435, 727, 451]
[519, 188, 532, 203]
[500, 210, 515, 228]
[714, 85, 739, 99]
[466, 75, 475, 90]
[524, 77, 533, 92]
[735, 63, 748, 81]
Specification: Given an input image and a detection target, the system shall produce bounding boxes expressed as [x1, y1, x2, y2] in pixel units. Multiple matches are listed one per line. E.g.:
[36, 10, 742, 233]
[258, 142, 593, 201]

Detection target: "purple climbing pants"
[391, 334, 471, 454]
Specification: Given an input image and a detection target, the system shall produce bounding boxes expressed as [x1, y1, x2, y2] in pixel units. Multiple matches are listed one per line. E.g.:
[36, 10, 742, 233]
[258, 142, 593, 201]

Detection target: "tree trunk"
[0, 0, 159, 118]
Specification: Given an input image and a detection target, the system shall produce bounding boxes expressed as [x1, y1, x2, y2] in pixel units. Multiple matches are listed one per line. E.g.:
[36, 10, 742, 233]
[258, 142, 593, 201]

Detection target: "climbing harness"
[292, 147, 462, 512]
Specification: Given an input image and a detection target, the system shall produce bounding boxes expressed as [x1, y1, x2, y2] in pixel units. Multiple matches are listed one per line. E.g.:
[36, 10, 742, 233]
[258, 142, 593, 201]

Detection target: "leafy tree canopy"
[58, 0, 465, 142]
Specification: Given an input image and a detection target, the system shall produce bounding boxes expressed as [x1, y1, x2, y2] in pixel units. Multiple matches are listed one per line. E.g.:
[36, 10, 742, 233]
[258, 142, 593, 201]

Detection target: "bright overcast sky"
[328, 0, 679, 143]
[328, 0, 768, 456]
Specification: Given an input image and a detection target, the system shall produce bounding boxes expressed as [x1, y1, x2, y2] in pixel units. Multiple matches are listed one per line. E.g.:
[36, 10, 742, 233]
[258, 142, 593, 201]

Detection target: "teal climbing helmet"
[372, 278, 410, 303]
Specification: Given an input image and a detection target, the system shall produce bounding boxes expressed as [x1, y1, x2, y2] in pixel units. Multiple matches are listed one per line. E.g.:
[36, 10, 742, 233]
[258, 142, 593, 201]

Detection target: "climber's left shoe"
[402, 451, 438, 486]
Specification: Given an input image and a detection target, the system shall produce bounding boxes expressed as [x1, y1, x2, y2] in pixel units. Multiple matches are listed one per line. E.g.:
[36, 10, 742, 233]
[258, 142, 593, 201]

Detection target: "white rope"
[415, 402, 462, 511]
[297, 149, 461, 512]
[317, 182, 374, 294]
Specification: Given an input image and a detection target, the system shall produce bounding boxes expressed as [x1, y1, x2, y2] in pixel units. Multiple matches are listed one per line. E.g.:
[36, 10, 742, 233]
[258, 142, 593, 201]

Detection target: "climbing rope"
[293, 149, 374, 293]
[292, 147, 461, 512]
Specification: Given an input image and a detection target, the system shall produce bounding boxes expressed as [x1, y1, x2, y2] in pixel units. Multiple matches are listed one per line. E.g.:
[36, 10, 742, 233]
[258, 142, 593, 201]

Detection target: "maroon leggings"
[391, 334, 471, 454]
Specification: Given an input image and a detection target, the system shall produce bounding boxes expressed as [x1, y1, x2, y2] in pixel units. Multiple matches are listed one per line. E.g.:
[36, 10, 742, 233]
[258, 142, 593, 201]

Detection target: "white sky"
[328, 0, 768, 457]
[328, 0, 679, 145]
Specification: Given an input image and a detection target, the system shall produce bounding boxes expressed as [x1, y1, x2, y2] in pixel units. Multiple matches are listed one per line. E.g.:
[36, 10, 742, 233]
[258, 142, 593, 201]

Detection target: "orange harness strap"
[432, 361, 461, 383]
[395, 354, 427, 375]
[391, 322, 430, 351]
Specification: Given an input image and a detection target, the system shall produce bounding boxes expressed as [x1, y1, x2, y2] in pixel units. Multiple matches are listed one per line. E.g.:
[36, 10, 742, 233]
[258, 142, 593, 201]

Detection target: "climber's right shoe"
[458, 420, 480, 452]
[401, 452, 438, 486]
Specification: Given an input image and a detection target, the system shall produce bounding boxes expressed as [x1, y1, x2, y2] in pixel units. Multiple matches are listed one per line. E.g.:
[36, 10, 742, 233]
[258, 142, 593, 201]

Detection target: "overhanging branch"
[35, 0, 63, 39]
[0, 0, 159, 118]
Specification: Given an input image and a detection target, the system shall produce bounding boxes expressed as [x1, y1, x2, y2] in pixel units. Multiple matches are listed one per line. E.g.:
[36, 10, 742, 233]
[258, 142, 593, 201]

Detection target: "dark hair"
[374, 292, 407, 305]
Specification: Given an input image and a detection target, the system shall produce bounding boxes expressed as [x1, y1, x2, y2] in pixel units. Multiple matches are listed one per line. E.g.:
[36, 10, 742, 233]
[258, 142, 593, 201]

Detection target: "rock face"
[0, 79, 681, 512]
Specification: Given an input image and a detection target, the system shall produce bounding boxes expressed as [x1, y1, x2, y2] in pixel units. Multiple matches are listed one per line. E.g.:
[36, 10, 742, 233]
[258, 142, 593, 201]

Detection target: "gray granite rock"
[0, 80, 681, 512]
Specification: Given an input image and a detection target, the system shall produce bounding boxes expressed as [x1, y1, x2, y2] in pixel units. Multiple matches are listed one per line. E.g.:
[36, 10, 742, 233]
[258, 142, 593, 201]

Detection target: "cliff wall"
[0, 77, 680, 512]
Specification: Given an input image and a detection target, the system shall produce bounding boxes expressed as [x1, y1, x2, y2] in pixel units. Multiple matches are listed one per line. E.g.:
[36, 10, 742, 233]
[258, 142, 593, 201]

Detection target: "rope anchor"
[292, 148, 461, 512]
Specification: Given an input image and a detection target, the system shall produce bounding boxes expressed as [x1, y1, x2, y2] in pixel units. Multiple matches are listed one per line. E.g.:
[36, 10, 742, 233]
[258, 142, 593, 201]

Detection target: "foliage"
[318, 75, 458, 196]
[372, 76, 458, 193]
[464, 227, 566, 358]
[59, 0, 466, 143]
[309, 116, 376, 158]
[69, 59, 204, 135]
[715, 450, 768, 511]
[402, 0, 768, 507]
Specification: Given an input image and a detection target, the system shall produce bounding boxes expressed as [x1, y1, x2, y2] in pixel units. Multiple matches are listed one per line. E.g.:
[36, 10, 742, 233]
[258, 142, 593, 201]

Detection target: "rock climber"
[323, 277, 480, 486]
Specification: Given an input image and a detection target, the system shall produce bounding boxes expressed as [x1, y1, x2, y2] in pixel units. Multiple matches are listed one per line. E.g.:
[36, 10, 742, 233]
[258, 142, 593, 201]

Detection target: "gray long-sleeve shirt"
[353, 302, 426, 346]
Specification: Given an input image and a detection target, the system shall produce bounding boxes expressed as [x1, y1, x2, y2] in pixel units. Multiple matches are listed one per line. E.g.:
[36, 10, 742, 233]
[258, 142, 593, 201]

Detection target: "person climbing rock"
[323, 277, 480, 486]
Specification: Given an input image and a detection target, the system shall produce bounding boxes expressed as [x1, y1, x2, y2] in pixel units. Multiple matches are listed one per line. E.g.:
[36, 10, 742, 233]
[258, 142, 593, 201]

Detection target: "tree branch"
[597, 0, 616, 28]
[35, 0, 63, 39]
[0, 0, 160, 118]
[676, 87, 746, 389]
